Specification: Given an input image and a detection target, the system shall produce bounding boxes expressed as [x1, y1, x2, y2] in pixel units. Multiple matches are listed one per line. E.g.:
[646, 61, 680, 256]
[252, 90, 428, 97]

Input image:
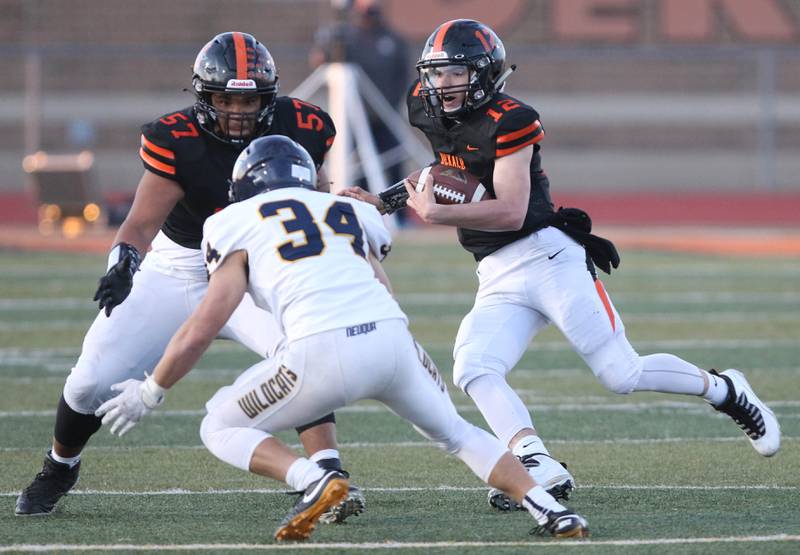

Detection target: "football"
[407, 164, 492, 205]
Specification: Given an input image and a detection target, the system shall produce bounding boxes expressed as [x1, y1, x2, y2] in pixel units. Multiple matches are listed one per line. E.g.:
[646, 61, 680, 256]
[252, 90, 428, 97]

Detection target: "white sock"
[284, 457, 326, 492]
[465, 374, 534, 446]
[511, 435, 550, 458]
[309, 449, 340, 464]
[50, 448, 80, 468]
[521, 485, 567, 524]
[702, 370, 730, 405]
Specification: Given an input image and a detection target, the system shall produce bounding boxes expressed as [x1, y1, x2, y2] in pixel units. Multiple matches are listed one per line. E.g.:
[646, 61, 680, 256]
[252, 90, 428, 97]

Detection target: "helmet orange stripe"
[432, 20, 454, 52]
[232, 32, 248, 80]
[474, 30, 491, 52]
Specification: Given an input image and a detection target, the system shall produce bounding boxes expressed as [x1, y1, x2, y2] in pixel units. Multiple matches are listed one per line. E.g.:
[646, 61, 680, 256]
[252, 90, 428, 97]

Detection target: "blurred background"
[1, 0, 799, 235]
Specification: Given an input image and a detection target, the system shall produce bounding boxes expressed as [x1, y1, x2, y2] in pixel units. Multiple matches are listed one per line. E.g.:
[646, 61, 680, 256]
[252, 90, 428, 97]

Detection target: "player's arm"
[95, 250, 248, 436]
[93, 170, 185, 316]
[153, 249, 248, 388]
[114, 170, 184, 252]
[369, 252, 393, 295]
[405, 145, 532, 231]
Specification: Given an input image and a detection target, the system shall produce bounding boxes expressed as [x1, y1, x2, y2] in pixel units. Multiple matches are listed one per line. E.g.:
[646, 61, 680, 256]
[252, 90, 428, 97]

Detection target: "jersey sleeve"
[406, 79, 426, 130]
[201, 209, 247, 277]
[354, 200, 393, 262]
[283, 97, 337, 169]
[494, 104, 545, 159]
[139, 119, 179, 181]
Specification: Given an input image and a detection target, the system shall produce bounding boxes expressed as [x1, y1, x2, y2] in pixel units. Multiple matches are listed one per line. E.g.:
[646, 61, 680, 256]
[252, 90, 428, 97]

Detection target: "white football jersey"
[202, 187, 406, 342]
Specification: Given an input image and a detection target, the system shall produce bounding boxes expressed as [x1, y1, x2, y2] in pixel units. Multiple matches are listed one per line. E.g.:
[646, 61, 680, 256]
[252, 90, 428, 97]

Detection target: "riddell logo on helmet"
[424, 51, 449, 60]
[226, 79, 257, 90]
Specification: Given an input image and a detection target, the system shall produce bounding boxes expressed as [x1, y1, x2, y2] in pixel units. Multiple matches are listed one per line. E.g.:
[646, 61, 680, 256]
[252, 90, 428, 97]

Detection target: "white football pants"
[453, 226, 638, 392]
[63, 254, 282, 414]
[200, 318, 508, 481]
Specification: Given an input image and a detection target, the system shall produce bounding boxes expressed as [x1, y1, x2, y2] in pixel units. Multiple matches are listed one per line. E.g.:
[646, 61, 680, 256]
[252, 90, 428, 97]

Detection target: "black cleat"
[15, 452, 80, 516]
[274, 470, 349, 541]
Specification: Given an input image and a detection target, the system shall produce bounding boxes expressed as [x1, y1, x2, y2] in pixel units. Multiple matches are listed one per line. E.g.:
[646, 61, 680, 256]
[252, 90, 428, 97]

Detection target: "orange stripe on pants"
[595, 280, 615, 331]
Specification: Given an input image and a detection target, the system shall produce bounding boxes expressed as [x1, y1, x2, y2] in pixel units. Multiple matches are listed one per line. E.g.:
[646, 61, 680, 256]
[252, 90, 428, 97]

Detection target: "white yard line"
[2, 399, 799, 419]
[1, 484, 797, 497]
[1, 337, 798, 366]
[1, 535, 799, 551]
[4, 311, 800, 331]
[4, 291, 800, 311]
[3, 400, 800, 419]
[2, 436, 797, 453]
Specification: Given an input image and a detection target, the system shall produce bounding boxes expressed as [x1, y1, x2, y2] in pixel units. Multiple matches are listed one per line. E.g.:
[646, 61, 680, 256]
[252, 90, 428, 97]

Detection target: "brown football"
[407, 164, 492, 205]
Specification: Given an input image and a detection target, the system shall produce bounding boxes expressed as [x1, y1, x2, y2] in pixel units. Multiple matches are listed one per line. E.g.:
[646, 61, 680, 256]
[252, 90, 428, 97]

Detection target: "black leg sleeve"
[53, 395, 103, 448]
[295, 412, 336, 434]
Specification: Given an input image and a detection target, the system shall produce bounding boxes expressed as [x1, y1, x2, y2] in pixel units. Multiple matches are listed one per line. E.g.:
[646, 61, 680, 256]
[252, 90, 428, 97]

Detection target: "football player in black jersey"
[16, 32, 365, 524]
[345, 19, 780, 514]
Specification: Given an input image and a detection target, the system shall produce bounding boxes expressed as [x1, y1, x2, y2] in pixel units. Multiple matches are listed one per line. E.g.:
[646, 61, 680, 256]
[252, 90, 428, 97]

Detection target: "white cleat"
[710, 369, 781, 457]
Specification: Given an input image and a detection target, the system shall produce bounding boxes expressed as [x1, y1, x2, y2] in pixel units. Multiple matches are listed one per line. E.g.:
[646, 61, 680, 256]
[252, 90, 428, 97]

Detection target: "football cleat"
[488, 453, 575, 511]
[319, 484, 365, 524]
[709, 369, 780, 457]
[274, 470, 349, 541]
[15, 452, 80, 516]
[529, 509, 590, 539]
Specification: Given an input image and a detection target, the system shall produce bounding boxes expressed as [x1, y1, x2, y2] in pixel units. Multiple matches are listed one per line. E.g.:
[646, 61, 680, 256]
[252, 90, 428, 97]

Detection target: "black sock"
[316, 457, 343, 472]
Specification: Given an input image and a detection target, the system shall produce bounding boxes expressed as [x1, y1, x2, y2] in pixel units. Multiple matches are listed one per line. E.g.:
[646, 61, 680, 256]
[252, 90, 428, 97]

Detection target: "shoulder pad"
[140, 107, 201, 179]
[488, 97, 544, 158]
[274, 96, 336, 167]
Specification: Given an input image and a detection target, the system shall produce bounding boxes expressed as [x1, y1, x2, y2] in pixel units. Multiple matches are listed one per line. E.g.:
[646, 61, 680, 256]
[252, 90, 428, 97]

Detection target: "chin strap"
[493, 64, 517, 93]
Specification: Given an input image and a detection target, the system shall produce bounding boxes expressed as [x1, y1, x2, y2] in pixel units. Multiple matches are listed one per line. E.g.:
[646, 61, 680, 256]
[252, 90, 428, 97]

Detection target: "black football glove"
[378, 180, 410, 215]
[93, 243, 141, 316]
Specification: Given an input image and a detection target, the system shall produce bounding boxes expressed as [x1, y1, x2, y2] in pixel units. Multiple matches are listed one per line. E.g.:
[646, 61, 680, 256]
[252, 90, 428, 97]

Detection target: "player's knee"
[428, 416, 472, 455]
[200, 412, 269, 471]
[63, 367, 101, 413]
[585, 337, 642, 395]
[453, 349, 507, 393]
[592, 355, 642, 395]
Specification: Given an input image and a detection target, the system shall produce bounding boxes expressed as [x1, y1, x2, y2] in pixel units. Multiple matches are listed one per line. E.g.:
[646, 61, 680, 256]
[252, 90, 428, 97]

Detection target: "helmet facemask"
[417, 57, 494, 119]
[193, 84, 277, 147]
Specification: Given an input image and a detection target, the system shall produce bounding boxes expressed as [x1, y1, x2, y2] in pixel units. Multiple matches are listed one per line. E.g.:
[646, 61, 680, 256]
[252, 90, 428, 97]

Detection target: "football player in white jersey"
[94, 136, 589, 541]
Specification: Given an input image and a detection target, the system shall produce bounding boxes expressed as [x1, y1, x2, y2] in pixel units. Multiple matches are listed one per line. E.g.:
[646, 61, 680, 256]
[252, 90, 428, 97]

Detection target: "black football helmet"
[192, 32, 279, 146]
[416, 19, 508, 118]
[228, 136, 317, 202]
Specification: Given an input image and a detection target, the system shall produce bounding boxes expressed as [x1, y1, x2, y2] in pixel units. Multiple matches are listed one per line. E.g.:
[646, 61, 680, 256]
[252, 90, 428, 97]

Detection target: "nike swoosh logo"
[548, 248, 566, 260]
[466, 145, 479, 151]
[302, 472, 336, 504]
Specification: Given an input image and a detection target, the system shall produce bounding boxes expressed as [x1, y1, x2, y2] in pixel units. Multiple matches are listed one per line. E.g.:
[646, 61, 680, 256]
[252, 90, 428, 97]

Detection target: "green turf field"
[1, 237, 798, 553]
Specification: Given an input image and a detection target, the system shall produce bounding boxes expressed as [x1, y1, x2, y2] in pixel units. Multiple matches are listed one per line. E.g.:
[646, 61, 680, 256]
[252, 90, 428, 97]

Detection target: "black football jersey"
[139, 96, 336, 249]
[407, 81, 554, 260]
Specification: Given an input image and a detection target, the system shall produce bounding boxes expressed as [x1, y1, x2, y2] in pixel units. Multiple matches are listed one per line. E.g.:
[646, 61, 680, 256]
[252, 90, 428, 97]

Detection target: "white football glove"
[95, 374, 166, 437]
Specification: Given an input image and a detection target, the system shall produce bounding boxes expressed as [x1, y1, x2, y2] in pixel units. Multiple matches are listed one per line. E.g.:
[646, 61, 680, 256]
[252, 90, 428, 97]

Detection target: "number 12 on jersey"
[259, 199, 365, 261]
